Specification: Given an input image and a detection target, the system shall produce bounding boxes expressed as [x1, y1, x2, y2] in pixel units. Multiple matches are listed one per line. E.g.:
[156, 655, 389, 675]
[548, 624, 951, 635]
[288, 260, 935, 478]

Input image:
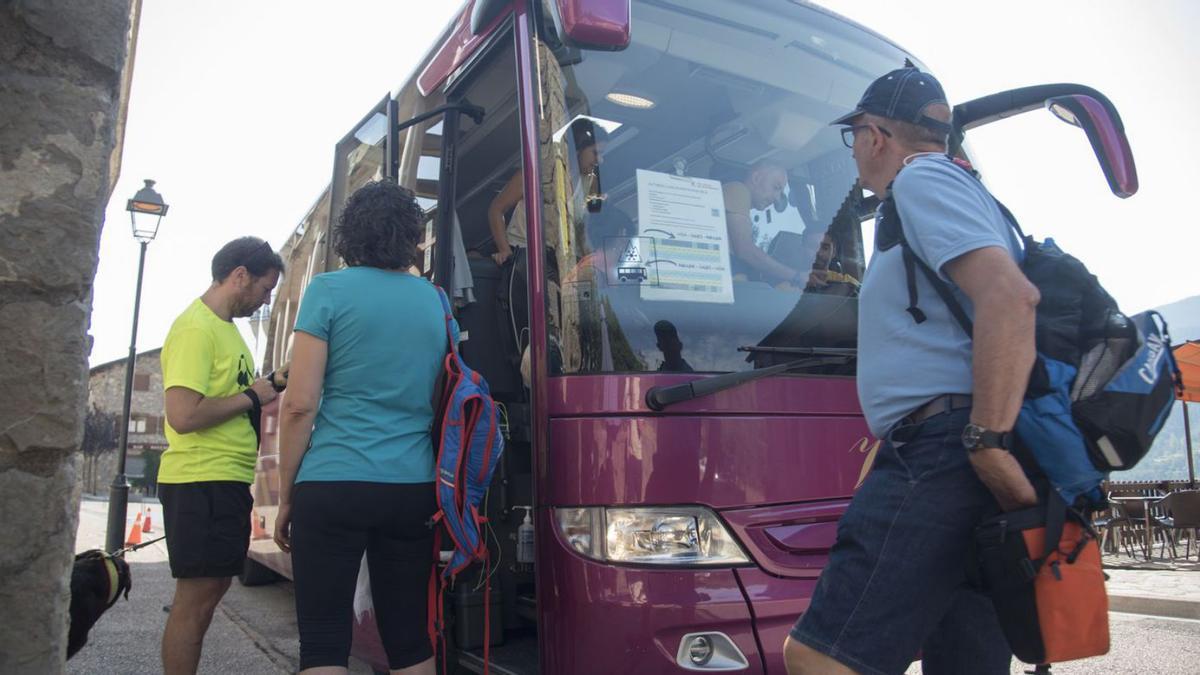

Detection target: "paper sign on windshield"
[635, 169, 735, 304]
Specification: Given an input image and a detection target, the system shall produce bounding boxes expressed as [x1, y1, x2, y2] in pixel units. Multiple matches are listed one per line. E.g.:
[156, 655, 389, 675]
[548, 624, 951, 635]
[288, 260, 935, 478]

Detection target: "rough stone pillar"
[0, 1, 138, 671]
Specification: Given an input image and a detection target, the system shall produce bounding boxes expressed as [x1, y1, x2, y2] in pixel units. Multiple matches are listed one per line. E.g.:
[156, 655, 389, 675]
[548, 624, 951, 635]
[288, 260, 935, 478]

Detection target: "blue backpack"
[426, 287, 504, 668]
[883, 159, 1181, 508]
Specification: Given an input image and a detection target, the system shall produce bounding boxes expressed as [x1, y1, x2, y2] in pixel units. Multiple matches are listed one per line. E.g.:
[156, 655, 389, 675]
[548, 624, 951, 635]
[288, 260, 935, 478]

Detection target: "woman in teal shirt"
[275, 181, 452, 674]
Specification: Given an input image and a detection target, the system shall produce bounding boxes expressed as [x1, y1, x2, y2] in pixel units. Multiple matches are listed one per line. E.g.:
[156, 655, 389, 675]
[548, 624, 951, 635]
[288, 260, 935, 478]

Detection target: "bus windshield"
[533, 0, 919, 375]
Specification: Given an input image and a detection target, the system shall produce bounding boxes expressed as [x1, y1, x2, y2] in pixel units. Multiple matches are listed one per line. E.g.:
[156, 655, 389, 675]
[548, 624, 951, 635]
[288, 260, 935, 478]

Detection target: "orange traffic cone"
[250, 509, 270, 540]
[125, 511, 143, 547]
[142, 506, 153, 533]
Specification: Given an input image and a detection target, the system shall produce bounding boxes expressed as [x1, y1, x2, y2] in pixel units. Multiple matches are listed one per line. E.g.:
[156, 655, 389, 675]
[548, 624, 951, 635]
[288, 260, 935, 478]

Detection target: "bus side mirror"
[470, 0, 510, 35]
[550, 0, 631, 50]
[1046, 94, 1139, 198]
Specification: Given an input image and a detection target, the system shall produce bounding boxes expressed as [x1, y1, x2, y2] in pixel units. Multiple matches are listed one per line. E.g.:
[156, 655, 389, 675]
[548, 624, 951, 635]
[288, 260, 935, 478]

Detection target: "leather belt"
[905, 394, 973, 425]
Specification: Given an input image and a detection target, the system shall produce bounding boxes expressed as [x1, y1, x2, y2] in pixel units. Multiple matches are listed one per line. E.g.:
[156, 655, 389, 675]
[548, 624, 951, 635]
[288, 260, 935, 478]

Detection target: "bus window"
[328, 102, 390, 273]
[393, 104, 445, 279]
[532, 0, 933, 375]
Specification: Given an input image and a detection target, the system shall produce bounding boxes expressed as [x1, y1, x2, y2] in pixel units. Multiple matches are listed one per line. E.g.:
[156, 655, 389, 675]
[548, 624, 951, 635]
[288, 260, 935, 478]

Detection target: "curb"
[1109, 594, 1200, 620]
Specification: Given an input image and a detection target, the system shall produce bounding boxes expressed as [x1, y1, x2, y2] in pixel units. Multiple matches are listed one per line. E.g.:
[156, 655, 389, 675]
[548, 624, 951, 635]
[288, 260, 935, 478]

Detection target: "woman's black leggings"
[291, 481, 436, 670]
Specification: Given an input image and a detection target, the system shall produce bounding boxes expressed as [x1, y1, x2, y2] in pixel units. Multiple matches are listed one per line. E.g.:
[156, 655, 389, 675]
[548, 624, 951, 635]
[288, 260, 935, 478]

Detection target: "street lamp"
[105, 180, 169, 553]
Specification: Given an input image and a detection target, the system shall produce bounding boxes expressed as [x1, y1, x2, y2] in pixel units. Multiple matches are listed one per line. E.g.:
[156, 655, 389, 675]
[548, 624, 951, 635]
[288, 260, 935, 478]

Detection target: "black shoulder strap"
[246, 400, 262, 448]
[1042, 490, 1068, 564]
[900, 238, 974, 335]
[890, 155, 1028, 339]
[993, 199, 1026, 240]
[900, 243, 927, 324]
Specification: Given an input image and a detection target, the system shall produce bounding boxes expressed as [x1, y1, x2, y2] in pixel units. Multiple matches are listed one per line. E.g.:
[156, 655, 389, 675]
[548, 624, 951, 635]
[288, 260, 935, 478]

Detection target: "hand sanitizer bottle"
[516, 506, 535, 564]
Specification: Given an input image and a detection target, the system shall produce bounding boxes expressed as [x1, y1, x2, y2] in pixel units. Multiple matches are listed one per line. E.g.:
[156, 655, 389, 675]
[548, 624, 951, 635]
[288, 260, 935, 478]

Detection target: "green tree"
[81, 405, 118, 493]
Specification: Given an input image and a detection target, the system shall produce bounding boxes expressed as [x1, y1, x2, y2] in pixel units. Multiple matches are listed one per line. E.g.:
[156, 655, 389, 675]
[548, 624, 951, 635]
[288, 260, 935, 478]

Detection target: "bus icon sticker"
[617, 238, 648, 283]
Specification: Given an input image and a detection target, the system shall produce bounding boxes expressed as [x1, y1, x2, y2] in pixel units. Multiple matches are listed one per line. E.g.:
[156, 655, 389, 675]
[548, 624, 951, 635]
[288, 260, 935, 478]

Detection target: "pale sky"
[90, 0, 1200, 366]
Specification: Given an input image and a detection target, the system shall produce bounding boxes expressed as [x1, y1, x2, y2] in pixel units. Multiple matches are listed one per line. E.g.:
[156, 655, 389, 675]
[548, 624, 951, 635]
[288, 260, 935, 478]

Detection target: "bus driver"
[722, 161, 799, 285]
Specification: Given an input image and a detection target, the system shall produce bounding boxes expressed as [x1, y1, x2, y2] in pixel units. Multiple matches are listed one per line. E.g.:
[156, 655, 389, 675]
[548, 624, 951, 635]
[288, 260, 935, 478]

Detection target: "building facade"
[82, 348, 167, 495]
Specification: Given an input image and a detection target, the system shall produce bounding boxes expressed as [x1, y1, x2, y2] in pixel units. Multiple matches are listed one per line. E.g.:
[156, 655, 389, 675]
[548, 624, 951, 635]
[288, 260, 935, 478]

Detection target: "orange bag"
[974, 500, 1109, 666]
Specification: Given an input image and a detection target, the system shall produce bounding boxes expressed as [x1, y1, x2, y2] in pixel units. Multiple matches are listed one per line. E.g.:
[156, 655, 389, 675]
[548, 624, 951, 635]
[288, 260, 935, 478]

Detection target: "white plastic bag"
[352, 554, 373, 622]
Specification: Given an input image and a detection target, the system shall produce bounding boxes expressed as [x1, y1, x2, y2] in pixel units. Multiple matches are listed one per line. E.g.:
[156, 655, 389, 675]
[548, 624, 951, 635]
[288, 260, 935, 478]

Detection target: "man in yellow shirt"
[158, 237, 283, 675]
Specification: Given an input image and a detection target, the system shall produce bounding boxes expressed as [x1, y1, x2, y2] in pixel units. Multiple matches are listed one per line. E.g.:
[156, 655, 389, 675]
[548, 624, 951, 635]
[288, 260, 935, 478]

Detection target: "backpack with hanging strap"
[882, 156, 1181, 508]
[881, 156, 1181, 668]
[427, 286, 504, 674]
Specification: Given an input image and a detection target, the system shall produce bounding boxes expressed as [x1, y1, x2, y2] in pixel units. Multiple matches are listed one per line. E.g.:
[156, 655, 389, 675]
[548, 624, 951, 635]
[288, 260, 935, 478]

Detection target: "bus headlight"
[555, 507, 605, 559]
[555, 506, 750, 566]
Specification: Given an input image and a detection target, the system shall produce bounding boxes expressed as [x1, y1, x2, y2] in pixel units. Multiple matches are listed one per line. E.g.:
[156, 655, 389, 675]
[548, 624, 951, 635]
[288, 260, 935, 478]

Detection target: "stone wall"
[0, 1, 138, 671]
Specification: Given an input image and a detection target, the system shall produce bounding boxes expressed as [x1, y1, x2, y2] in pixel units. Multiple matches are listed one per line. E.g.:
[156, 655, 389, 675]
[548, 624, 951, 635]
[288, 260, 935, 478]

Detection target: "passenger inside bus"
[721, 161, 799, 285]
[804, 232, 860, 293]
[487, 120, 609, 266]
[489, 119, 612, 387]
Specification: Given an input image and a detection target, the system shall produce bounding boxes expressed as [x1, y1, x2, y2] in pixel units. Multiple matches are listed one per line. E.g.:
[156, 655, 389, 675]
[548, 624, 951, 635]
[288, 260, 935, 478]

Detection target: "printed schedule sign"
[635, 169, 734, 304]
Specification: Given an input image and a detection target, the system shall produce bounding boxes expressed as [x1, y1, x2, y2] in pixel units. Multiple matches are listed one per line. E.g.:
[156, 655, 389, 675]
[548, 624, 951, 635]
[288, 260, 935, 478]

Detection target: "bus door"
[374, 25, 538, 675]
[429, 32, 542, 675]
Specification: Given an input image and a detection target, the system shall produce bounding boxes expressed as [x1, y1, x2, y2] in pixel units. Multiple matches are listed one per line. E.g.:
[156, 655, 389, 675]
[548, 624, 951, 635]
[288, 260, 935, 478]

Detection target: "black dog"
[68, 549, 132, 659]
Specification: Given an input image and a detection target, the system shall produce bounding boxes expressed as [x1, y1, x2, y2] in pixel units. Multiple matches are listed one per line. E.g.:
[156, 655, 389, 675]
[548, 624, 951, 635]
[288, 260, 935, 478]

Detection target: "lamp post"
[104, 179, 169, 553]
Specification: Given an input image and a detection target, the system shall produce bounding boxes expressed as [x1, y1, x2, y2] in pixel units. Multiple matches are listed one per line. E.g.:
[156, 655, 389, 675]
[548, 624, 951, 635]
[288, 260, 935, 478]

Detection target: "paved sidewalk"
[1105, 552, 1200, 619]
[70, 498, 375, 674]
[70, 500, 293, 674]
[70, 500, 1200, 672]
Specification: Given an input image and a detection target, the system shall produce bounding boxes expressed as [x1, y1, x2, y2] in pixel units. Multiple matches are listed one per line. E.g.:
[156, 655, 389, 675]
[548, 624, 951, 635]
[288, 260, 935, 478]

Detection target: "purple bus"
[244, 1, 1137, 672]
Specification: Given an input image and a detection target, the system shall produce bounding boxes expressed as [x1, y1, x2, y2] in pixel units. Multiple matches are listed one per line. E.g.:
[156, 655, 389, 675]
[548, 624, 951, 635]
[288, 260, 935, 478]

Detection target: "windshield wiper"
[737, 346, 858, 357]
[645, 354, 853, 411]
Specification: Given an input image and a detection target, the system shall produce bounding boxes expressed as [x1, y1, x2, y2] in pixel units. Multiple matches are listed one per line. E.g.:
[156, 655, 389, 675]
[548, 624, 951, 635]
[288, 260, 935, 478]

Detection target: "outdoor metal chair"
[1106, 491, 1167, 560]
[1093, 509, 1127, 555]
[1104, 497, 1145, 558]
[1153, 490, 1200, 561]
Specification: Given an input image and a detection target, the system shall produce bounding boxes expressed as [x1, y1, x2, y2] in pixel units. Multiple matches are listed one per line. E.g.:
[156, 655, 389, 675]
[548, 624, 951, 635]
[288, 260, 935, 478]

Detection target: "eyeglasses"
[841, 124, 892, 148]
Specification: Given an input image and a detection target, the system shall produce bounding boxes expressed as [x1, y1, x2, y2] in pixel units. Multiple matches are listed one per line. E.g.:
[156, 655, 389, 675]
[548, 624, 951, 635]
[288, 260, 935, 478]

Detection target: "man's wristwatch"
[961, 423, 1013, 453]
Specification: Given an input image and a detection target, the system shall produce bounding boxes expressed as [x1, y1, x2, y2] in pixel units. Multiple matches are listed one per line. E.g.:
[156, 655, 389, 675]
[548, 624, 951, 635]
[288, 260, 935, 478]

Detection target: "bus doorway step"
[515, 593, 537, 622]
[458, 629, 538, 675]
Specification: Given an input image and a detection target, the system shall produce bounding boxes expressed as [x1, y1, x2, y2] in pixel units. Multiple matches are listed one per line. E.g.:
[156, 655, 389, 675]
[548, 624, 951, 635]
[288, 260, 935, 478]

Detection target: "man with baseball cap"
[783, 67, 1039, 674]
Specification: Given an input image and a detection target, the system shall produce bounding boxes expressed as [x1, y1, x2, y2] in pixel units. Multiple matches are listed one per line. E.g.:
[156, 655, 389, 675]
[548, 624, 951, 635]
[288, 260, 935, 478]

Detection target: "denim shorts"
[790, 408, 1012, 675]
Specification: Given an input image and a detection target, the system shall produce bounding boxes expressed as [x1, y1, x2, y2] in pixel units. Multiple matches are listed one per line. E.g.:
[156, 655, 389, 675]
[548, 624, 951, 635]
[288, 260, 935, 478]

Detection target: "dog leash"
[114, 534, 165, 557]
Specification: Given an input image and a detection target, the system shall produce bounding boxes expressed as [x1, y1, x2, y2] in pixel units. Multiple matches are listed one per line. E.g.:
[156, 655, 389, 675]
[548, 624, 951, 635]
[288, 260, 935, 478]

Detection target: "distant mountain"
[1120, 294, 1198, 482]
[1153, 294, 1200, 344]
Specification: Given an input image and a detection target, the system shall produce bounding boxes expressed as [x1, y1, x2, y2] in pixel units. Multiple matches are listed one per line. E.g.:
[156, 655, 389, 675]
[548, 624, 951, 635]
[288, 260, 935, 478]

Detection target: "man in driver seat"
[722, 161, 806, 286]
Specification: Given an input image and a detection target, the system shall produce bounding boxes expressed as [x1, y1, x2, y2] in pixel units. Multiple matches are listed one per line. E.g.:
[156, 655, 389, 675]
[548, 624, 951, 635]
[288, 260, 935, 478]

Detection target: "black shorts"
[159, 481, 252, 578]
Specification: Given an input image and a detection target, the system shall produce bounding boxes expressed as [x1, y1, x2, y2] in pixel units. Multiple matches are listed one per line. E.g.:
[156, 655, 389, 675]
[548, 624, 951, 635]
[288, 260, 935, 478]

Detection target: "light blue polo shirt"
[857, 155, 1023, 437]
[294, 267, 457, 484]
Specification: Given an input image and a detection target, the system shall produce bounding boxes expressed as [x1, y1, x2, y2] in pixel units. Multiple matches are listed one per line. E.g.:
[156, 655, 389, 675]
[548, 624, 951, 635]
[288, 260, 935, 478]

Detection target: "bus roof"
[414, 1, 922, 102]
[789, 0, 915, 61]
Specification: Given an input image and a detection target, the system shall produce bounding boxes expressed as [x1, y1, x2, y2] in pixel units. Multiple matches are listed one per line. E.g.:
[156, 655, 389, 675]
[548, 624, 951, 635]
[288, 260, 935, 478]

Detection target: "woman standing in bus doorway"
[487, 117, 609, 265]
[274, 181, 453, 675]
